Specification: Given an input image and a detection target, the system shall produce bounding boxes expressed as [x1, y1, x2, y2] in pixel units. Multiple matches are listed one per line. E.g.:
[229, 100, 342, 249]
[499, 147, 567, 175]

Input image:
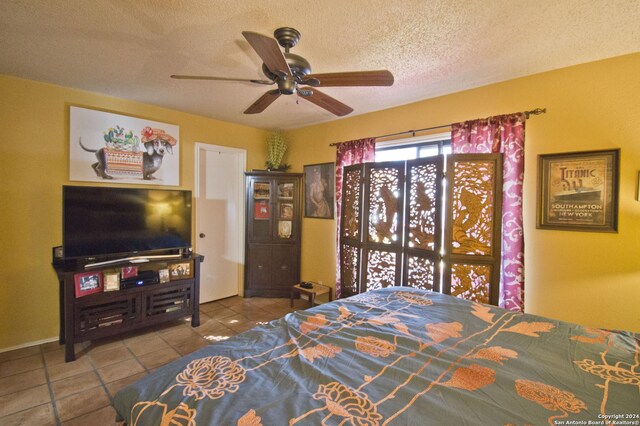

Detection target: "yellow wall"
[2, 53, 639, 351]
[287, 53, 640, 332]
[0, 75, 267, 350]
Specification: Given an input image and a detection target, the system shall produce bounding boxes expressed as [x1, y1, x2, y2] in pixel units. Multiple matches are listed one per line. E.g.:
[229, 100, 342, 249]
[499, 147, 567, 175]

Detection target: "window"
[375, 133, 451, 162]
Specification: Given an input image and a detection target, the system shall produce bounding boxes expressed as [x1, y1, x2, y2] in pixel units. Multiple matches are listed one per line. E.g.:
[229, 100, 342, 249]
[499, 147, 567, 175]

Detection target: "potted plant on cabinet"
[265, 131, 290, 171]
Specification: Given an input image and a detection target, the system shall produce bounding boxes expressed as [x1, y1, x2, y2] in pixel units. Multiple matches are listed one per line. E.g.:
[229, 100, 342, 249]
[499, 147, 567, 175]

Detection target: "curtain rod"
[329, 107, 546, 146]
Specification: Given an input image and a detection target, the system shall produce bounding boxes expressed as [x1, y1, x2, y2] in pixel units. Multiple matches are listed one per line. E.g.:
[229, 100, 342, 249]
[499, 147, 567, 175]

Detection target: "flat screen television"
[63, 186, 192, 260]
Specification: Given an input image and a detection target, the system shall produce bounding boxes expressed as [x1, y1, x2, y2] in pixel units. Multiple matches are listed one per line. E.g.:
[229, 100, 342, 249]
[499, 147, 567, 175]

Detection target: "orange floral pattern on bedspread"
[300, 343, 342, 362]
[172, 355, 246, 400]
[469, 346, 518, 365]
[515, 379, 586, 426]
[355, 336, 396, 358]
[300, 314, 328, 334]
[441, 364, 496, 390]
[131, 401, 196, 426]
[237, 409, 263, 426]
[312, 382, 382, 425]
[426, 321, 463, 343]
[575, 359, 640, 386]
[396, 292, 433, 306]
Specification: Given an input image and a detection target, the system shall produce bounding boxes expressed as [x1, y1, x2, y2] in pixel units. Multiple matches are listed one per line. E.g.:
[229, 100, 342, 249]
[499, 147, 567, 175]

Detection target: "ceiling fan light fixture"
[277, 78, 296, 95]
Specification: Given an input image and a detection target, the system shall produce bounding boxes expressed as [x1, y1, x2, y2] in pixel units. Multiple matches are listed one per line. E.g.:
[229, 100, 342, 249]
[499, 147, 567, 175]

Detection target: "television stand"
[52, 253, 204, 362]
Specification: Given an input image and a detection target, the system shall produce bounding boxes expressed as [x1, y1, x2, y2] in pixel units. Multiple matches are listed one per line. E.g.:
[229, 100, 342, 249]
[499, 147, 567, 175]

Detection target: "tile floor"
[0, 296, 308, 425]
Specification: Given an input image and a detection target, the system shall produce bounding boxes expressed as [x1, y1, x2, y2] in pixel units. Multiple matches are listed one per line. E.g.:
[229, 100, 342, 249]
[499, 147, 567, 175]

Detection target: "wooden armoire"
[244, 172, 302, 297]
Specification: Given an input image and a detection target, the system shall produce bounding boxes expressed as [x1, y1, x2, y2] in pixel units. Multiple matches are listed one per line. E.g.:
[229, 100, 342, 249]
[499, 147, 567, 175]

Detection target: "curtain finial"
[524, 108, 547, 119]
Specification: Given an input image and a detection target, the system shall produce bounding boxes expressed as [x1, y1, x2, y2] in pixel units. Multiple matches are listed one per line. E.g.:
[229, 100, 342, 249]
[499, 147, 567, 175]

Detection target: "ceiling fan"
[171, 27, 394, 116]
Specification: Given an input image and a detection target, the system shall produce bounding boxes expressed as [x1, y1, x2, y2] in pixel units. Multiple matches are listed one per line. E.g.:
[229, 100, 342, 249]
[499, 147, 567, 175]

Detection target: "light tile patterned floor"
[0, 296, 307, 425]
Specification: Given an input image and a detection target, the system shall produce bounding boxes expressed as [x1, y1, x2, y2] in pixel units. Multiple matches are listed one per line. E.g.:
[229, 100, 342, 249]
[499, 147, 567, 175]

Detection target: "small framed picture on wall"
[304, 162, 335, 219]
[537, 149, 619, 232]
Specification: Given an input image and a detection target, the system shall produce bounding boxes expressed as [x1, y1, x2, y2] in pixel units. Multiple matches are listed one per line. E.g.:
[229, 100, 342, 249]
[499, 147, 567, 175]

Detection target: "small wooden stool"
[290, 283, 332, 308]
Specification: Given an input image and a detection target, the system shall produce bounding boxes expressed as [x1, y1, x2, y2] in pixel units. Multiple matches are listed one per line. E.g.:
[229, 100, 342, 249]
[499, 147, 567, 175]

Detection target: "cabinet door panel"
[75, 292, 140, 338]
[270, 246, 299, 290]
[247, 245, 271, 292]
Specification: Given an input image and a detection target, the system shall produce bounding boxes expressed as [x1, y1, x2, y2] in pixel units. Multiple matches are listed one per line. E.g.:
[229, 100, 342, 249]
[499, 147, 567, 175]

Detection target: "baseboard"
[0, 336, 59, 354]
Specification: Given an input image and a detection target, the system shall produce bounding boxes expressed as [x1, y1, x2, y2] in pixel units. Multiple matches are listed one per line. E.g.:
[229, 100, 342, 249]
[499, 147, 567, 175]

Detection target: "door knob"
[199, 233, 206, 238]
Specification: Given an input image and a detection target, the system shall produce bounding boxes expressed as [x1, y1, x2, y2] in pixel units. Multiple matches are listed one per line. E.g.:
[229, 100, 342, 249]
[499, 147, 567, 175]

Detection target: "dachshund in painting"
[79, 137, 173, 180]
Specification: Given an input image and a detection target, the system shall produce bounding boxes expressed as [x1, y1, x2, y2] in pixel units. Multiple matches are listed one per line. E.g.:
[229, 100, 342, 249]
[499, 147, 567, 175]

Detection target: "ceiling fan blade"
[305, 70, 394, 87]
[242, 31, 292, 77]
[244, 90, 281, 114]
[170, 75, 274, 85]
[300, 88, 353, 116]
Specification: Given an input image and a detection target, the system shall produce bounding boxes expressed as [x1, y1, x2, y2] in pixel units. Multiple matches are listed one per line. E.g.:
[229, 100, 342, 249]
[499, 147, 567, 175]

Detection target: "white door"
[195, 143, 246, 302]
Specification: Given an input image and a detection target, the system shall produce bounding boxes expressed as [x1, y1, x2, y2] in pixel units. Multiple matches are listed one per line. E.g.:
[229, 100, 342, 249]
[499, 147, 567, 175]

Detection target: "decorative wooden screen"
[442, 154, 503, 305]
[340, 154, 501, 305]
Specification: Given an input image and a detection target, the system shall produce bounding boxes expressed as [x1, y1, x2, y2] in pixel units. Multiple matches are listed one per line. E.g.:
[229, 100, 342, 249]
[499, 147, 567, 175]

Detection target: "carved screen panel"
[402, 158, 442, 293]
[443, 154, 502, 306]
[364, 249, 397, 291]
[450, 263, 492, 304]
[340, 243, 361, 296]
[450, 159, 496, 256]
[405, 255, 435, 291]
[341, 166, 363, 240]
[406, 161, 440, 250]
[367, 166, 402, 245]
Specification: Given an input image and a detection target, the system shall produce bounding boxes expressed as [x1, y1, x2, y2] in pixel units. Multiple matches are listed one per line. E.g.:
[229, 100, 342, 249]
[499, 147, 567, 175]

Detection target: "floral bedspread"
[113, 288, 639, 425]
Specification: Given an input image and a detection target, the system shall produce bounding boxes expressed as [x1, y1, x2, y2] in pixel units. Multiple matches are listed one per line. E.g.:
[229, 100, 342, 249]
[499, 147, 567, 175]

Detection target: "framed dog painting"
[69, 106, 180, 185]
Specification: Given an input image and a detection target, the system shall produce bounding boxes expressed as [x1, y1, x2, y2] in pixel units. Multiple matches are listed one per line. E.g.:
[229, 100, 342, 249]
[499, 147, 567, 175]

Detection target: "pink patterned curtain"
[335, 138, 376, 298]
[451, 113, 525, 311]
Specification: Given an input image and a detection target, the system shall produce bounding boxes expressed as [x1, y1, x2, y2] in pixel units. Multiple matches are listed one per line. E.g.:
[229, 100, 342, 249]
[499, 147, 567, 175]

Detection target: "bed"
[113, 287, 639, 425]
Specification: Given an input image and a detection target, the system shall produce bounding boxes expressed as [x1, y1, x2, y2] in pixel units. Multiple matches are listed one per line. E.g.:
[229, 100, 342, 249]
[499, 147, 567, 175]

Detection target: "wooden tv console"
[52, 253, 203, 362]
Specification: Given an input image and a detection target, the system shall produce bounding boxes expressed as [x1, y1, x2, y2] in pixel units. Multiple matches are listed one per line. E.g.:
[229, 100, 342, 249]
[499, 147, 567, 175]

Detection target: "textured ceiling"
[2, 0, 639, 130]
